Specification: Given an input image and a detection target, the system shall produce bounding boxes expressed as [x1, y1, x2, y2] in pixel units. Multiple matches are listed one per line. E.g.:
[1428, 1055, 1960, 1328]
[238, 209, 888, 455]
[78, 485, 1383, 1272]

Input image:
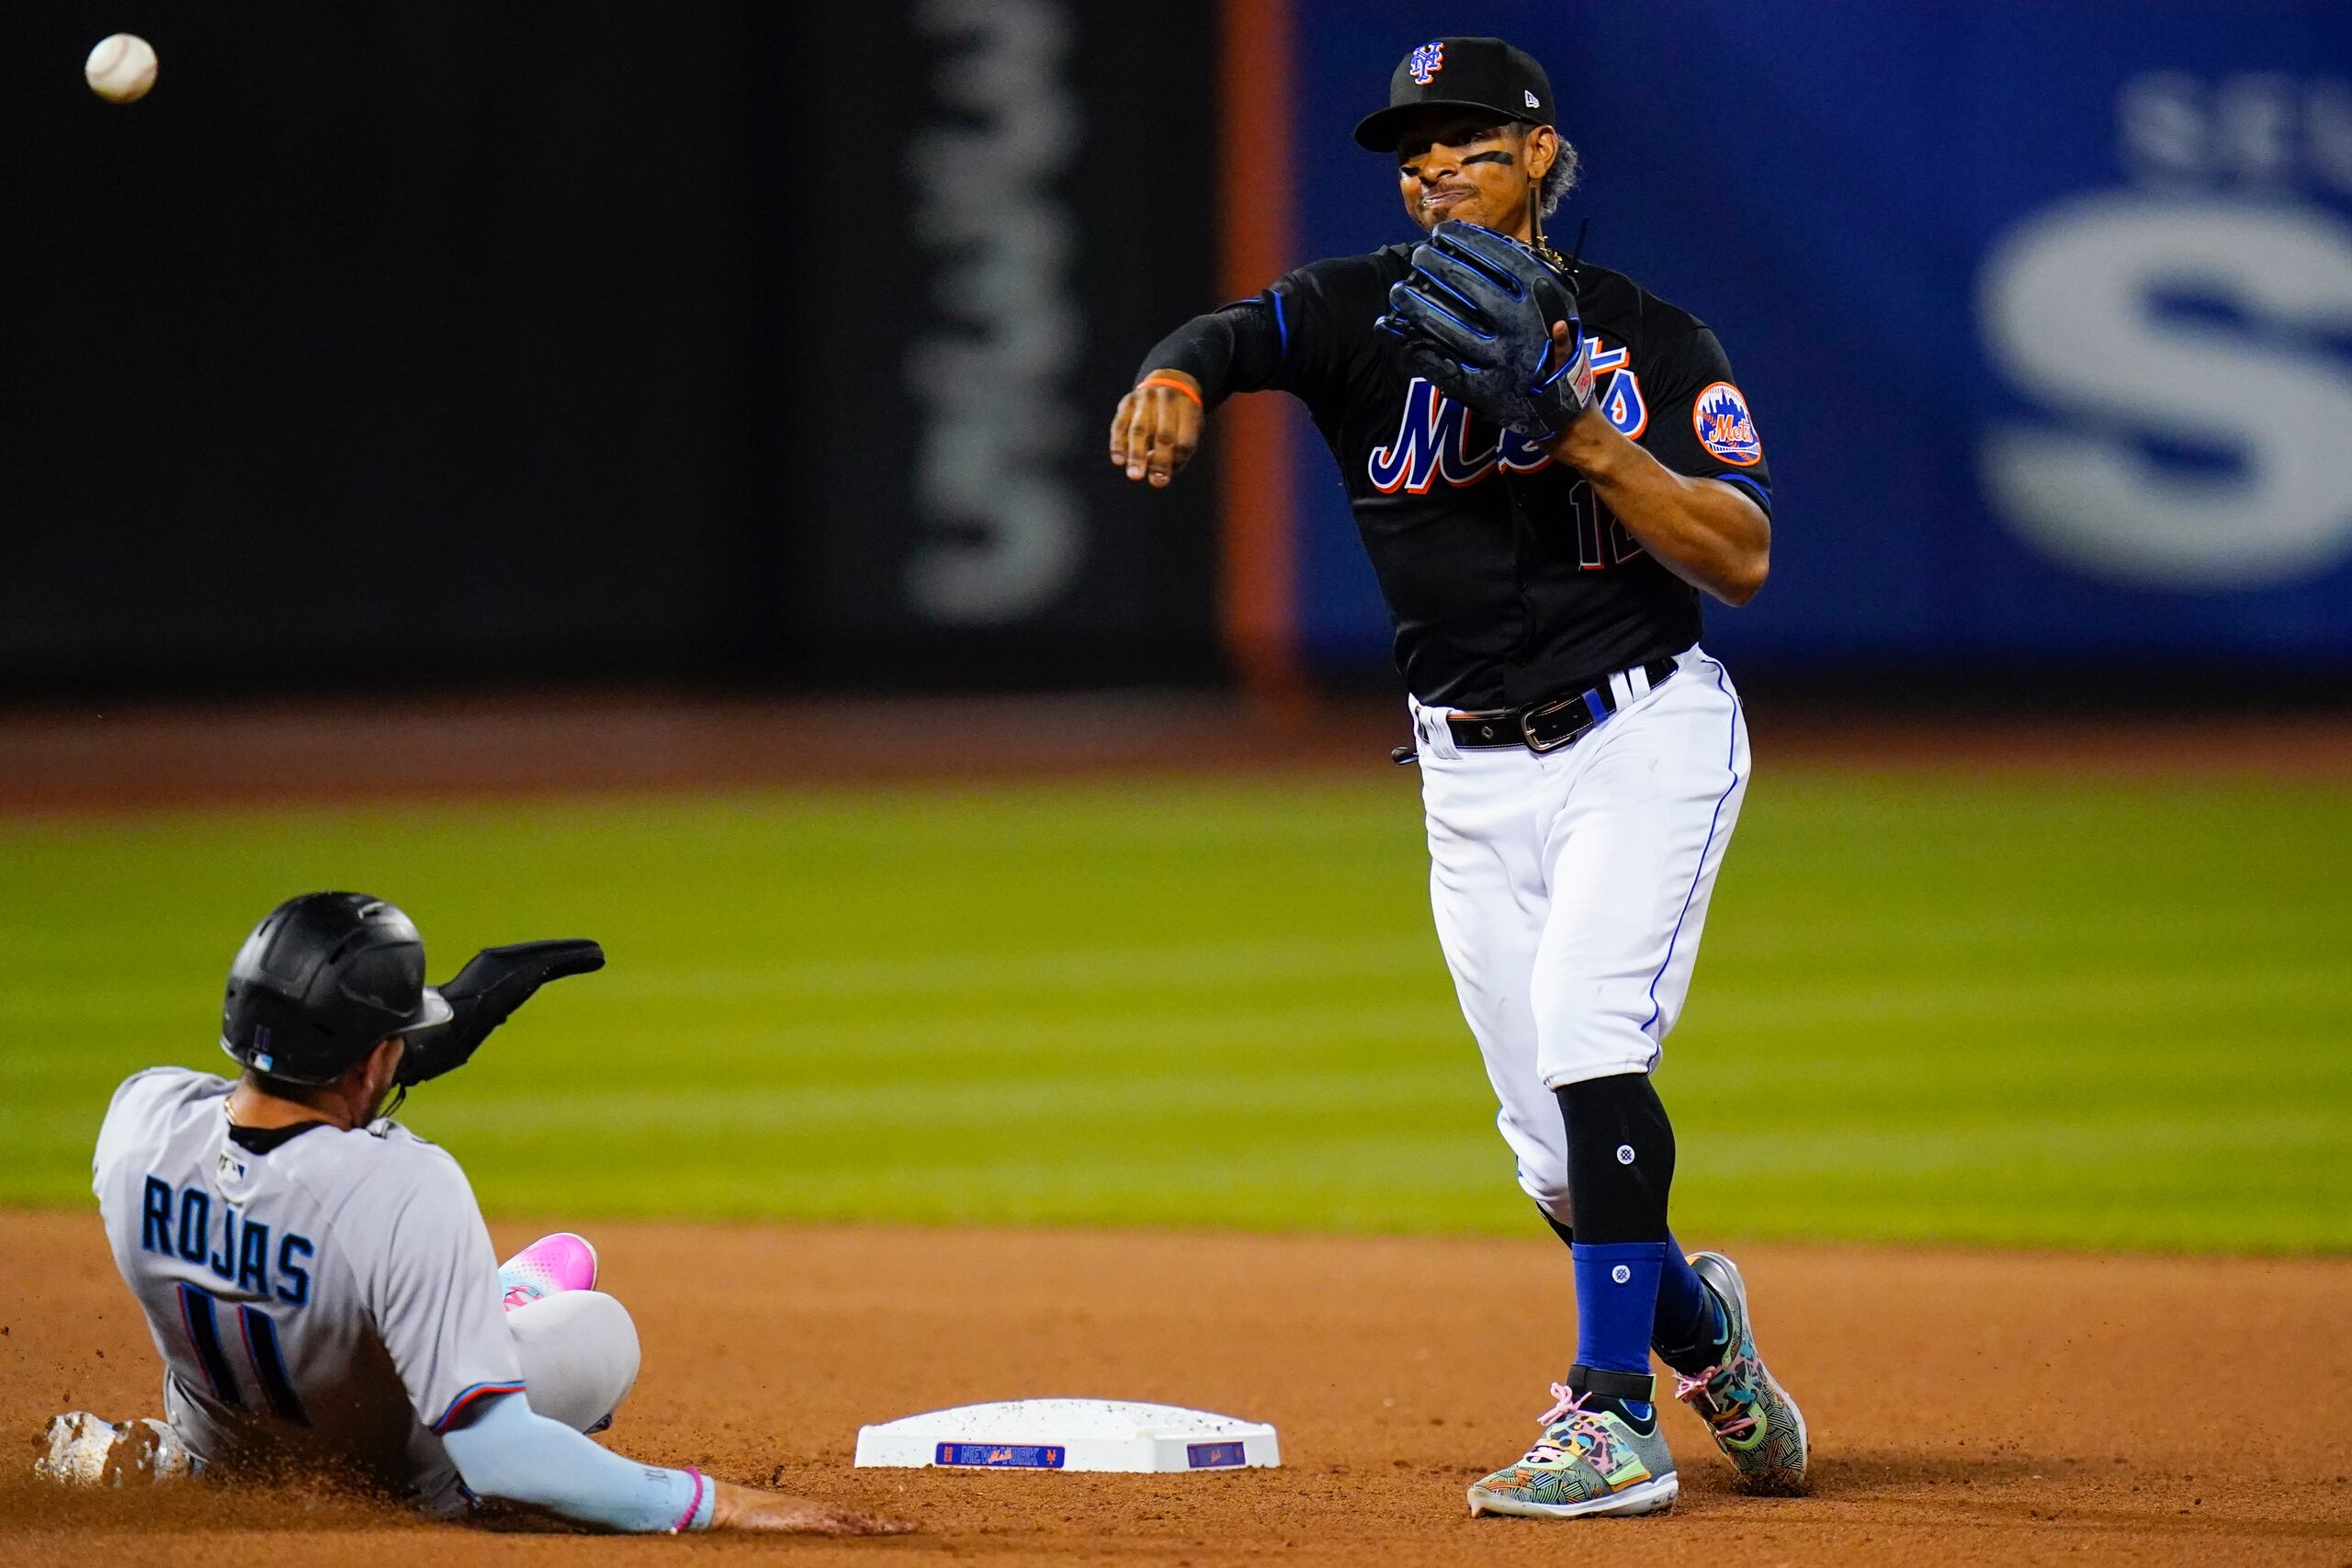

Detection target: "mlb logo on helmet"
[1408, 40, 1444, 84]
[1693, 381, 1763, 467]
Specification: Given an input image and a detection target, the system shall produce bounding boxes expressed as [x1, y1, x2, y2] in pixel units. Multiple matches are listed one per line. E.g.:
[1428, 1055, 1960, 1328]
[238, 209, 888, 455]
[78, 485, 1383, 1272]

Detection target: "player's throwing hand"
[1108, 369, 1204, 487]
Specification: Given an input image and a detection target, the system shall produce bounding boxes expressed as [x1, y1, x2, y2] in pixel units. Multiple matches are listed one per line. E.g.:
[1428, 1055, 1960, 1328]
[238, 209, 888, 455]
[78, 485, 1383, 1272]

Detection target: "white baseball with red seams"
[85, 34, 158, 103]
[1408, 644, 1749, 1224]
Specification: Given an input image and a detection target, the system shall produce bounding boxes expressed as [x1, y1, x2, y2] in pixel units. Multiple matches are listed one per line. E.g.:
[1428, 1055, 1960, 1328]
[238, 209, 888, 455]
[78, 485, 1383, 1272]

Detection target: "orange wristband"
[1136, 375, 1204, 410]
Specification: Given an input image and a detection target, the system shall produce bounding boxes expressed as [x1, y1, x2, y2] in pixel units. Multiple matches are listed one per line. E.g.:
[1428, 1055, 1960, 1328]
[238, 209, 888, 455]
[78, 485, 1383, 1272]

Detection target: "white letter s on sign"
[1977, 193, 2352, 588]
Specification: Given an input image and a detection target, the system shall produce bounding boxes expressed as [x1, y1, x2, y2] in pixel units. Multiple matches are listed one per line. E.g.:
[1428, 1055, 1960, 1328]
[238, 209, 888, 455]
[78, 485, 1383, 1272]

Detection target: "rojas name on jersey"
[141, 1176, 314, 1305]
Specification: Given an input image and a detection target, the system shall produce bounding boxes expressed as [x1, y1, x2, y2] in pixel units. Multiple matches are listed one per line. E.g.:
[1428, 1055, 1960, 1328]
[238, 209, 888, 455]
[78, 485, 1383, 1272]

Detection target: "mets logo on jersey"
[1692, 381, 1762, 467]
[1369, 378, 1553, 492]
[1408, 41, 1445, 84]
[1369, 346, 1646, 494]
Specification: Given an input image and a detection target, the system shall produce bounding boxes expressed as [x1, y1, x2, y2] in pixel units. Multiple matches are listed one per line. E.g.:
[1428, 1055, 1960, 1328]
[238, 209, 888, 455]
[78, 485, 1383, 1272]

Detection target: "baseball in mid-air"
[85, 34, 158, 104]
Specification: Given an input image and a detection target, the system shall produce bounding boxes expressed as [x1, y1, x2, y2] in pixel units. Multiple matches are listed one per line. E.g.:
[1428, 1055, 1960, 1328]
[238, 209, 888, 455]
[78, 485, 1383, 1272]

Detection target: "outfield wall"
[1, 2, 1224, 695]
[1272, 0, 2352, 682]
[4, 2, 2347, 698]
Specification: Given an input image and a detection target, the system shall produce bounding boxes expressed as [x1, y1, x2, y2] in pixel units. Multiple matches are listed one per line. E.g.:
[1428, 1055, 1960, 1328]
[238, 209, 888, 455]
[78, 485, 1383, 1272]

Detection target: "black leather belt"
[1393, 658, 1680, 764]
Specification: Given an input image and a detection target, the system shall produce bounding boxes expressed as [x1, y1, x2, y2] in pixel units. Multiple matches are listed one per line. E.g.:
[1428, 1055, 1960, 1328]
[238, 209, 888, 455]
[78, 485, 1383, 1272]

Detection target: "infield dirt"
[4, 1212, 2346, 1566]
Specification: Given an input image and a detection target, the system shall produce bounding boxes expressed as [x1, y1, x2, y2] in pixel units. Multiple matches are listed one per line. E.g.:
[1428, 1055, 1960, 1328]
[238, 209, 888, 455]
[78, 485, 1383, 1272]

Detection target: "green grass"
[2, 772, 2346, 1252]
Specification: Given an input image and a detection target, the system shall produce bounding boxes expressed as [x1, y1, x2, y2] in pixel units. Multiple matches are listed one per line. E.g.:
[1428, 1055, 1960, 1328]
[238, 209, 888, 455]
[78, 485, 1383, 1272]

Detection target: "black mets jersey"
[1156, 246, 1772, 710]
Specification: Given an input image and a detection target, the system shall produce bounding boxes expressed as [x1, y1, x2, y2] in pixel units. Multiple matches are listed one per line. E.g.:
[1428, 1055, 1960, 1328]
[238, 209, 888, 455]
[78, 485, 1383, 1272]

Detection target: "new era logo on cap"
[1524, 88, 1539, 107]
[1408, 40, 1444, 84]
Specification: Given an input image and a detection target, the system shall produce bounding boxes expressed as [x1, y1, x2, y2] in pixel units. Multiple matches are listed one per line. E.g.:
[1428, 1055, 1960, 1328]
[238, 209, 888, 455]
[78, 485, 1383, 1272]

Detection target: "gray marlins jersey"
[93, 1067, 522, 1509]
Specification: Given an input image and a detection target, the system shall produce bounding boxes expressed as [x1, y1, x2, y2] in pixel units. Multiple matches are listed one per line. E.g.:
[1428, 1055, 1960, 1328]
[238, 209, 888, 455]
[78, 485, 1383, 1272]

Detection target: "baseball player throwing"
[1113, 36, 1804, 1517]
[38, 891, 907, 1538]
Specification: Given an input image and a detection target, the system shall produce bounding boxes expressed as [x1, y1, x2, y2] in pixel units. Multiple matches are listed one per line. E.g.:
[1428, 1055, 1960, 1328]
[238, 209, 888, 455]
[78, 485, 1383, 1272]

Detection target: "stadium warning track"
[4, 1212, 2347, 1566]
[1, 690, 2347, 813]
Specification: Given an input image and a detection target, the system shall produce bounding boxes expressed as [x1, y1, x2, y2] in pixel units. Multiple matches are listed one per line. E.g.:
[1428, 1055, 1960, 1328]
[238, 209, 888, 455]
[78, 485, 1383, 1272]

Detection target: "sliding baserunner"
[40, 890, 906, 1539]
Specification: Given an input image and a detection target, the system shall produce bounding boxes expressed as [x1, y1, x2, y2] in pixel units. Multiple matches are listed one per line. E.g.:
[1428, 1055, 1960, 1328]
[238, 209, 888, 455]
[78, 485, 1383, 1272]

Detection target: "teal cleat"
[1466, 1375, 1679, 1519]
[1674, 1251, 1809, 1495]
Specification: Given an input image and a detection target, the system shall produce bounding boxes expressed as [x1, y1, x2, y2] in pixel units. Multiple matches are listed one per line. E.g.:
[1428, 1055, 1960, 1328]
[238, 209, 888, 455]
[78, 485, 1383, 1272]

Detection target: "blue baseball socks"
[1539, 1210, 1728, 1372]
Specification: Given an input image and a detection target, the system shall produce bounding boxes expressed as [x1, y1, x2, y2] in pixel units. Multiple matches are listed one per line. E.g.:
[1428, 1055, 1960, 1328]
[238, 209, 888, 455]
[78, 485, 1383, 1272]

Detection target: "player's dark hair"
[243, 1068, 313, 1100]
[242, 1055, 407, 1132]
[1514, 122, 1580, 219]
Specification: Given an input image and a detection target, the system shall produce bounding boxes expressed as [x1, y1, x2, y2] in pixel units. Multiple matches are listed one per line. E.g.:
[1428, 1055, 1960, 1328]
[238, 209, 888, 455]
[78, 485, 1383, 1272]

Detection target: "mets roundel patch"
[1692, 381, 1762, 467]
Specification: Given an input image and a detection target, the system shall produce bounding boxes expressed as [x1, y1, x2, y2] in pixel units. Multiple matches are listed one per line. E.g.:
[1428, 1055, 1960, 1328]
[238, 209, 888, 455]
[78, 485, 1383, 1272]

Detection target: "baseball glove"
[395, 939, 605, 1086]
[1375, 220, 1596, 440]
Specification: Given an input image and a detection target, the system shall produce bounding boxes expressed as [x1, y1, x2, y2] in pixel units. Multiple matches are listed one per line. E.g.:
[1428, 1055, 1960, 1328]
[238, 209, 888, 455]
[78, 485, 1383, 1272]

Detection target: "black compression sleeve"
[1555, 1072, 1677, 1244]
[1135, 299, 1284, 408]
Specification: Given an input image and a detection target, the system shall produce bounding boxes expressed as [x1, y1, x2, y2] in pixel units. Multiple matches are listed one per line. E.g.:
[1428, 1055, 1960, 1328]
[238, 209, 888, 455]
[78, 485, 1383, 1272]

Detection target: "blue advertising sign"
[1278, 2, 2352, 672]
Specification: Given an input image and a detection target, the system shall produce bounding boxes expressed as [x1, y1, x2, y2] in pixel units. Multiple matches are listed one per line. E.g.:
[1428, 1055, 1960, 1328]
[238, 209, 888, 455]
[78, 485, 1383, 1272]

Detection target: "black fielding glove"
[1374, 220, 1596, 440]
[395, 939, 605, 1086]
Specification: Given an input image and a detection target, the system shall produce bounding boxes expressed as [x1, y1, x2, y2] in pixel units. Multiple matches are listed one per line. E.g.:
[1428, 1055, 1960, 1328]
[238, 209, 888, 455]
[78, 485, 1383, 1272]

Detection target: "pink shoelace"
[1521, 1384, 1623, 1472]
[1673, 1352, 1762, 1439]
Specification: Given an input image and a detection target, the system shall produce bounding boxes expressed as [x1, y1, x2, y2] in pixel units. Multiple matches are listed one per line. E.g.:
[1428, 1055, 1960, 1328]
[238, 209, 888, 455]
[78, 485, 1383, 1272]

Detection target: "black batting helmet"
[220, 893, 454, 1087]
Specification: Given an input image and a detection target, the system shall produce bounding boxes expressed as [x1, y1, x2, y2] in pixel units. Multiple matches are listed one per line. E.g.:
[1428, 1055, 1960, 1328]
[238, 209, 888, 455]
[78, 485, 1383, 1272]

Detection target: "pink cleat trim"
[1675, 1353, 1764, 1439]
[498, 1232, 600, 1313]
[1526, 1384, 1629, 1472]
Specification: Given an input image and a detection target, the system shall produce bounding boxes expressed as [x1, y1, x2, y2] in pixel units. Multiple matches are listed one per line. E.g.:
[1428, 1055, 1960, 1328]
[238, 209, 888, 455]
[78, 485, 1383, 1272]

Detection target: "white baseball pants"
[1411, 645, 1750, 1224]
[507, 1291, 640, 1432]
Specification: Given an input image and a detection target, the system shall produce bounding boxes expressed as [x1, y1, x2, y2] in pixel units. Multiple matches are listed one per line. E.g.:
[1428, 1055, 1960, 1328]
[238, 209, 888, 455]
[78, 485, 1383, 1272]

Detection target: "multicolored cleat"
[1466, 1371, 1679, 1519]
[1673, 1251, 1808, 1495]
[499, 1231, 599, 1313]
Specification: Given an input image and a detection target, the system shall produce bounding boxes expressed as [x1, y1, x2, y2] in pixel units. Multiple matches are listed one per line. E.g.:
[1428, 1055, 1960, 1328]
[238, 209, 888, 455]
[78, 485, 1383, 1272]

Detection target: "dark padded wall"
[794, 0, 1223, 688]
[0, 2, 1220, 694]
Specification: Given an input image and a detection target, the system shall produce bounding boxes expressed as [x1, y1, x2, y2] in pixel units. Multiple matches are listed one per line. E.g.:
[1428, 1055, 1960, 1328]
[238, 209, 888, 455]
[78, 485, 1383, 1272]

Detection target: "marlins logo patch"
[1408, 41, 1444, 84]
[1692, 381, 1762, 467]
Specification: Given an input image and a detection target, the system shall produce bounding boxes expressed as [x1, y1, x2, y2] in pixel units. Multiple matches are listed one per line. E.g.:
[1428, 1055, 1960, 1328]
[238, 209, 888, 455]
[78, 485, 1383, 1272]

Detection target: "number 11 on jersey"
[176, 1282, 311, 1426]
